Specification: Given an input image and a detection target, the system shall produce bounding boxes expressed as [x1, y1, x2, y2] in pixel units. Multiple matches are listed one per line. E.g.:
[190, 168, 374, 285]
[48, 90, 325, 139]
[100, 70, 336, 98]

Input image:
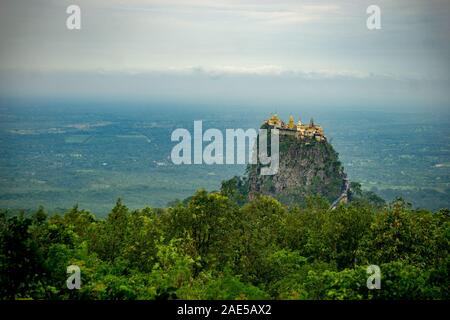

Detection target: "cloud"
[1, 68, 448, 112]
[146, 65, 378, 80]
[0, 0, 448, 109]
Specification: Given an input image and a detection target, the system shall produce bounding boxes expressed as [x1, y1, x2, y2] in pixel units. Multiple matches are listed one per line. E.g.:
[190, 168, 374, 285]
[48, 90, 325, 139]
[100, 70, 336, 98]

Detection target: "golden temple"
[265, 114, 326, 141]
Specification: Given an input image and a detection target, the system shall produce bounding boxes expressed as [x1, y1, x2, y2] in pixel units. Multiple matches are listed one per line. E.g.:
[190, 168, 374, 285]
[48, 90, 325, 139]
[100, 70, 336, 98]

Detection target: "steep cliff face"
[247, 130, 346, 205]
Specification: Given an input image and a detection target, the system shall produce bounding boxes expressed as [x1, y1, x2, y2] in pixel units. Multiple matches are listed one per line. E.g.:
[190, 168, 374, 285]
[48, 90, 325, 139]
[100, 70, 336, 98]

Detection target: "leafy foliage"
[0, 192, 448, 300]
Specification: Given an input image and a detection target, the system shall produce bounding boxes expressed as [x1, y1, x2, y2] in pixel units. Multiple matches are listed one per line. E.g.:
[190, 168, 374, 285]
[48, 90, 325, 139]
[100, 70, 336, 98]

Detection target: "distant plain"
[0, 103, 448, 215]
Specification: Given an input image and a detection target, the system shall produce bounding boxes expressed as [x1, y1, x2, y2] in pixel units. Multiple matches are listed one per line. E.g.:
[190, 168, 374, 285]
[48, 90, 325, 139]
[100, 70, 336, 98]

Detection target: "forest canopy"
[0, 186, 449, 300]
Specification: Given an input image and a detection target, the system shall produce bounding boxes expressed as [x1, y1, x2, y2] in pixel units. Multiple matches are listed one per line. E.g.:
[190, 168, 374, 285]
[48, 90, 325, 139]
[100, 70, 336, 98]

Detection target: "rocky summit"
[247, 114, 348, 206]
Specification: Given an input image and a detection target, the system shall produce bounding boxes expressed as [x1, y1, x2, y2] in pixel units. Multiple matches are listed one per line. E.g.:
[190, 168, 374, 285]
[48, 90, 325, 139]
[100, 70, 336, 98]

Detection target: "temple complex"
[265, 114, 326, 141]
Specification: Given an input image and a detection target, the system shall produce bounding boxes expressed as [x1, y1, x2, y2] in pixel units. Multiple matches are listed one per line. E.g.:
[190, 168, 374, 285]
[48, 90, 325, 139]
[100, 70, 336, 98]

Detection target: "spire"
[309, 117, 314, 127]
[268, 113, 281, 127]
[288, 115, 295, 129]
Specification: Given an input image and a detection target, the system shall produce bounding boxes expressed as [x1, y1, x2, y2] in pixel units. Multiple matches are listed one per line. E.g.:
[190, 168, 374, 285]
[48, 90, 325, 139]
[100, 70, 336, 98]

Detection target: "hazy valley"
[0, 104, 449, 215]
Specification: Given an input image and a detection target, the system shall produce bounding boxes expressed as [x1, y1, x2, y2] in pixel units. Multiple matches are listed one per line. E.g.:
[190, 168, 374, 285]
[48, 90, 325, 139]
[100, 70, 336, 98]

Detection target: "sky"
[0, 0, 449, 110]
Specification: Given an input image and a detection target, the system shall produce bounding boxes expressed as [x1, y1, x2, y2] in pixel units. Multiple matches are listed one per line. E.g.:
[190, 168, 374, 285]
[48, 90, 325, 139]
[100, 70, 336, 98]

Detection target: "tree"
[121, 208, 163, 272]
[237, 195, 287, 283]
[357, 202, 449, 268]
[90, 199, 129, 262]
[162, 189, 240, 272]
[0, 212, 44, 299]
[220, 176, 248, 206]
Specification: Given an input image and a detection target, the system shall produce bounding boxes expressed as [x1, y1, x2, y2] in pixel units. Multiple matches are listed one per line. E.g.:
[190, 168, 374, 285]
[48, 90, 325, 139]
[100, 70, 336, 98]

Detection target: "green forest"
[1, 183, 449, 300]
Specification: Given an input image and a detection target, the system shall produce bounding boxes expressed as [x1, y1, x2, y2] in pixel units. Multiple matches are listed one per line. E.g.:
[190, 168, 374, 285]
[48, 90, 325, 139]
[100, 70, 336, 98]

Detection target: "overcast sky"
[0, 0, 449, 109]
